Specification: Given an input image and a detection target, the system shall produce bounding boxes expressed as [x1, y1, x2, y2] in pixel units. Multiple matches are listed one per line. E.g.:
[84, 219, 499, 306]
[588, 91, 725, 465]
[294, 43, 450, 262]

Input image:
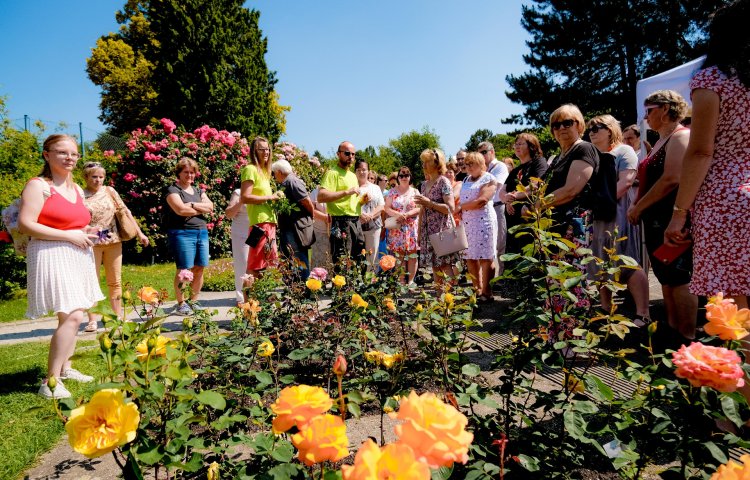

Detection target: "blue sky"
[0, 1, 529, 157]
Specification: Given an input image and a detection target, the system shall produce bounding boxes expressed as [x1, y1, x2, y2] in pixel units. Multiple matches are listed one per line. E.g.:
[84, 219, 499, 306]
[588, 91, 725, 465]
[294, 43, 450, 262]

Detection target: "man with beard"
[317, 141, 365, 266]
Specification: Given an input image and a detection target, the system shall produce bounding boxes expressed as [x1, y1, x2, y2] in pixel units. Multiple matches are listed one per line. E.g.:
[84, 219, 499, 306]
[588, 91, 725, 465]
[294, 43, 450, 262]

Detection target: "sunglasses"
[398, 173, 410, 178]
[551, 119, 577, 130]
[588, 124, 608, 134]
[339, 151, 356, 157]
[479, 149, 490, 155]
[644, 105, 662, 117]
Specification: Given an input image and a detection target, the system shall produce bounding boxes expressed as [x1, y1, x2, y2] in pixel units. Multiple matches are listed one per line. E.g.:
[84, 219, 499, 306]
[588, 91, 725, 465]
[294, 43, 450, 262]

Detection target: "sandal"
[84, 321, 98, 333]
[633, 316, 651, 328]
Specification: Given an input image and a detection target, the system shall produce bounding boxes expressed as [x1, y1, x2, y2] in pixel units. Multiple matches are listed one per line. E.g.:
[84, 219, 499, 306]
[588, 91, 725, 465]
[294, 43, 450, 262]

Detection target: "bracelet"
[673, 205, 689, 213]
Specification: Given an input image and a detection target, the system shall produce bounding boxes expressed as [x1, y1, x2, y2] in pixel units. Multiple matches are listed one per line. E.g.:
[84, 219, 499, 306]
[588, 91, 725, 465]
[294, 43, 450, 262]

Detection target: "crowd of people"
[13, 0, 749, 401]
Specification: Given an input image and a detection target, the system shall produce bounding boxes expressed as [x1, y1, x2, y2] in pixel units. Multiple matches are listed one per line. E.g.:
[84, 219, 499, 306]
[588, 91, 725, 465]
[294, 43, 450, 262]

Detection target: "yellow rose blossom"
[390, 390, 473, 469]
[332, 275, 346, 288]
[342, 439, 430, 480]
[364, 350, 383, 364]
[444, 293, 454, 307]
[711, 454, 750, 480]
[291, 413, 349, 466]
[207, 462, 219, 480]
[306, 278, 322, 291]
[352, 293, 369, 309]
[384, 298, 397, 312]
[240, 299, 261, 319]
[565, 375, 585, 394]
[415, 304, 424, 312]
[257, 340, 275, 357]
[271, 385, 334, 434]
[135, 335, 171, 361]
[65, 389, 140, 458]
[137, 286, 160, 304]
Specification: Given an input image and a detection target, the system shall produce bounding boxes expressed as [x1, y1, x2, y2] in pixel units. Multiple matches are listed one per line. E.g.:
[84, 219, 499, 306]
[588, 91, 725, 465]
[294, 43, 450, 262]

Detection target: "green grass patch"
[0, 341, 106, 480]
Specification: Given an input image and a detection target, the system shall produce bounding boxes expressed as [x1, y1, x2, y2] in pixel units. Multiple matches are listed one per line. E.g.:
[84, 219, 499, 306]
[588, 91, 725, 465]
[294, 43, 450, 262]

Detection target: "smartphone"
[653, 241, 691, 265]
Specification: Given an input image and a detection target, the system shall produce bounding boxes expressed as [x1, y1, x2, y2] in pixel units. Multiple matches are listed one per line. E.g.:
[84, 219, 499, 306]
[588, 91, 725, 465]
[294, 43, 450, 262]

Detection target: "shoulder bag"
[108, 187, 138, 241]
[428, 210, 468, 257]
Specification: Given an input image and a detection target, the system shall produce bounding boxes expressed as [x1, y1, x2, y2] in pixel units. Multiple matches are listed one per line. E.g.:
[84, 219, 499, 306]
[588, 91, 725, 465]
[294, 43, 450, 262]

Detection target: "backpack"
[1, 178, 52, 256]
[583, 151, 618, 222]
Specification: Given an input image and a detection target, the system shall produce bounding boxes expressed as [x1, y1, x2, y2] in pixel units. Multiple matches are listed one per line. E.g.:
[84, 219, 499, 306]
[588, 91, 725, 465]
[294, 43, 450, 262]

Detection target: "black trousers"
[329, 216, 365, 268]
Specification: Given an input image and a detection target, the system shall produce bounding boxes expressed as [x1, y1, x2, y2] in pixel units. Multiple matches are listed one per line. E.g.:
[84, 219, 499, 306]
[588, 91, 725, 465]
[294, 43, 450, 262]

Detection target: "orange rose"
[352, 293, 369, 309]
[137, 286, 160, 304]
[379, 255, 397, 271]
[271, 385, 334, 433]
[705, 292, 750, 341]
[384, 298, 397, 312]
[390, 390, 473, 468]
[333, 354, 347, 376]
[673, 342, 745, 392]
[65, 389, 140, 458]
[342, 439, 430, 480]
[291, 414, 348, 466]
[711, 454, 750, 480]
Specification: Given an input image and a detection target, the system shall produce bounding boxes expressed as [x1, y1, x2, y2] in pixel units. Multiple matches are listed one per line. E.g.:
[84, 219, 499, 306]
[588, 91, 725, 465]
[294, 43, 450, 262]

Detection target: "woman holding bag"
[415, 148, 460, 285]
[82, 162, 149, 331]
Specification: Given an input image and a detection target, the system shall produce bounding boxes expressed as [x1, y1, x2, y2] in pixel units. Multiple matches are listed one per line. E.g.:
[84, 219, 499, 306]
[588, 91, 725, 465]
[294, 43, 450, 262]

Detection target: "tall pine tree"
[87, 0, 285, 138]
[504, 0, 729, 127]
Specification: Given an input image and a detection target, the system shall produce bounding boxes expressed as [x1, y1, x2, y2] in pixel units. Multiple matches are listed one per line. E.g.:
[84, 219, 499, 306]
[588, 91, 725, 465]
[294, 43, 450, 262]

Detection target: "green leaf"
[136, 444, 163, 465]
[584, 374, 614, 401]
[704, 441, 728, 464]
[323, 470, 343, 480]
[722, 396, 744, 427]
[516, 454, 540, 472]
[563, 410, 587, 441]
[254, 371, 273, 385]
[287, 348, 314, 360]
[572, 400, 598, 414]
[347, 401, 361, 418]
[270, 442, 295, 462]
[196, 390, 226, 410]
[268, 463, 306, 479]
[431, 465, 453, 479]
[462, 363, 481, 377]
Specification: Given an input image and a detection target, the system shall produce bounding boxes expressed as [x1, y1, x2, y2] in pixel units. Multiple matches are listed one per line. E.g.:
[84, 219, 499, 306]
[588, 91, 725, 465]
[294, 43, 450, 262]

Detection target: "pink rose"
[123, 173, 137, 182]
[177, 269, 194, 284]
[103, 150, 115, 157]
[310, 268, 328, 282]
[206, 222, 215, 230]
[188, 143, 199, 151]
[673, 342, 745, 392]
[160, 118, 176, 134]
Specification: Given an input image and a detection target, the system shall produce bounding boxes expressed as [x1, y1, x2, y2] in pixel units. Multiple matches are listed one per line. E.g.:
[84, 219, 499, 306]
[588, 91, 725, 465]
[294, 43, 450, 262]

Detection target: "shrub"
[202, 257, 235, 292]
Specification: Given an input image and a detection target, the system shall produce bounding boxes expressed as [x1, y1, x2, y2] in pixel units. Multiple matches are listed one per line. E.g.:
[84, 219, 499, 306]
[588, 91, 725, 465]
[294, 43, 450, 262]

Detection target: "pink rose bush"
[672, 342, 745, 392]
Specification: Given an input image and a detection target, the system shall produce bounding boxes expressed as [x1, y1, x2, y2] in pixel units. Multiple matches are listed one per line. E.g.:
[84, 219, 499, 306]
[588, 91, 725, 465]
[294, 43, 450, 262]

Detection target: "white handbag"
[428, 215, 468, 257]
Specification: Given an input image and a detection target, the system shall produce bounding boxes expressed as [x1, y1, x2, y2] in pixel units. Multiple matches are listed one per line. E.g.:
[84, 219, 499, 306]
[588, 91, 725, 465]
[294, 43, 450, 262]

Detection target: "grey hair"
[271, 159, 293, 175]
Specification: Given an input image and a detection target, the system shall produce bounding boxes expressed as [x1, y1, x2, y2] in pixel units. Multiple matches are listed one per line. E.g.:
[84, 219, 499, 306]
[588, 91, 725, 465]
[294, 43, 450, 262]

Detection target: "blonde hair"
[82, 162, 106, 179]
[464, 152, 486, 172]
[549, 104, 586, 135]
[419, 148, 447, 175]
[587, 114, 623, 146]
[41, 134, 79, 187]
[644, 90, 689, 122]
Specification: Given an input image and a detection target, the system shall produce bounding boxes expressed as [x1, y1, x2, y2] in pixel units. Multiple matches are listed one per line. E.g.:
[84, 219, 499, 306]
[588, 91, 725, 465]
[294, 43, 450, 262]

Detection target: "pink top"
[36, 182, 91, 230]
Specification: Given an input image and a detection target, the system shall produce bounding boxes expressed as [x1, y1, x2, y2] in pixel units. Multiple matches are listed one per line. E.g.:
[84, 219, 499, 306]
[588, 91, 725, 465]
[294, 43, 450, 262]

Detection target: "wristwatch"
[190, 202, 195, 209]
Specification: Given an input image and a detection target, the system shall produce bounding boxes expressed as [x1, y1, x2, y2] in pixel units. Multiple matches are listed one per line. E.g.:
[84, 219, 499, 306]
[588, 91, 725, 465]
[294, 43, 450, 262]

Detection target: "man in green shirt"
[317, 141, 365, 266]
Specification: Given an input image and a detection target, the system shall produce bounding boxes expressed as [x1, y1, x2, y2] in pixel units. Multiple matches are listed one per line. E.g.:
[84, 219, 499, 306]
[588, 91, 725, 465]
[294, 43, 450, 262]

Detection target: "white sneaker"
[61, 368, 94, 383]
[38, 379, 72, 399]
[175, 303, 193, 316]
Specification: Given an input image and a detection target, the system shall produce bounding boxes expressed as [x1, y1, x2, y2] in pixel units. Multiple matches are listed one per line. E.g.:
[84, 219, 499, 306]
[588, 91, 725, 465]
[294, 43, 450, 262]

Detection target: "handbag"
[108, 187, 138, 241]
[429, 214, 468, 257]
[245, 224, 267, 248]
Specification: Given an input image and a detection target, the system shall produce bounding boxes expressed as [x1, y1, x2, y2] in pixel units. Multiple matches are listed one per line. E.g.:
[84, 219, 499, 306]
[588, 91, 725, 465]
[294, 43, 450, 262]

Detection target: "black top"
[545, 141, 599, 214]
[163, 184, 207, 230]
[278, 174, 312, 231]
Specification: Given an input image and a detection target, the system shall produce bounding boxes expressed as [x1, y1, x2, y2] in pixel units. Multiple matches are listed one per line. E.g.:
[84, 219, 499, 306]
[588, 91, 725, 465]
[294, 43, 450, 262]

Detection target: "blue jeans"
[279, 227, 310, 280]
[167, 229, 209, 269]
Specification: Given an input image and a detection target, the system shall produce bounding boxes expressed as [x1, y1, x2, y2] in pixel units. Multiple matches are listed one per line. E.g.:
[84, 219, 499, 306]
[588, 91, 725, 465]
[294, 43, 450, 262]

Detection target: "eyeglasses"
[257, 147, 270, 152]
[644, 105, 661, 117]
[83, 162, 102, 169]
[479, 149, 491, 155]
[513, 142, 526, 147]
[398, 173, 410, 178]
[588, 124, 608, 134]
[338, 151, 356, 158]
[50, 150, 80, 160]
[355, 168, 368, 173]
[551, 119, 577, 130]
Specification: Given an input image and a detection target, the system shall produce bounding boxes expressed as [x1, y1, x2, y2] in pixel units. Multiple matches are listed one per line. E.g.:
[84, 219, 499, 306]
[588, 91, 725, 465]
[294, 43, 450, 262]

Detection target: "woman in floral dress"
[384, 167, 420, 285]
[459, 152, 497, 302]
[415, 149, 460, 285]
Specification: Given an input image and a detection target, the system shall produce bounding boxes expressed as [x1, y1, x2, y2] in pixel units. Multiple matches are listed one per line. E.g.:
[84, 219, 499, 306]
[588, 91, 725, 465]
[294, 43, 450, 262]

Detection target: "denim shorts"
[167, 229, 209, 269]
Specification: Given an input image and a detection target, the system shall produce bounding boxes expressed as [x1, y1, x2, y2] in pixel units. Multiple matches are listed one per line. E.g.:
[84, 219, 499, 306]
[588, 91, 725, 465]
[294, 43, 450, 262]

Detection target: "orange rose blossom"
[342, 439, 430, 480]
[291, 413, 349, 466]
[270, 385, 334, 433]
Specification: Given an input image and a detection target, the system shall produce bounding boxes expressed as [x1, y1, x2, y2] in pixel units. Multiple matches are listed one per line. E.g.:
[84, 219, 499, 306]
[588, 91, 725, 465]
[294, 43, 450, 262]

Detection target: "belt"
[493, 201, 505, 207]
[331, 215, 359, 221]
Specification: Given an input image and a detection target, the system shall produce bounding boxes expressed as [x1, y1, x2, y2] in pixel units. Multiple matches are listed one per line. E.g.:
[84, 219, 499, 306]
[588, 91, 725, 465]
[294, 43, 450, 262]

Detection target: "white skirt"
[26, 239, 105, 318]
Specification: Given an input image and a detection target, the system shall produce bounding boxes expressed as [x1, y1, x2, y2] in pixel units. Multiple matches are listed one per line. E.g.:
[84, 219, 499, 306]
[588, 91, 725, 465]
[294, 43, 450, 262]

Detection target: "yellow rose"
[332, 275, 346, 288]
[351, 293, 368, 309]
[444, 293, 454, 307]
[364, 350, 383, 364]
[135, 335, 171, 361]
[381, 353, 405, 369]
[137, 286, 160, 304]
[291, 414, 349, 466]
[271, 385, 334, 434]
[65, 389, 140, 458]
[390, 390, 473, 469]
[306, 278, 322, 291]
[240, 299, 261, 320]
[207, 462, 220, 480]
[711, 454, 750, 480]
[257, 340, 275, 357]
[342, 439, 429, 480]
[415, 304, 424, 313]
[384, 298, 397, 312]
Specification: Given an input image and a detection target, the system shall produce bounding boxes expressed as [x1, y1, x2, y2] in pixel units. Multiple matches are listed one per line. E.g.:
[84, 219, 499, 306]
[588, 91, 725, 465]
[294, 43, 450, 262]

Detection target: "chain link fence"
[10, 116, 125, 155]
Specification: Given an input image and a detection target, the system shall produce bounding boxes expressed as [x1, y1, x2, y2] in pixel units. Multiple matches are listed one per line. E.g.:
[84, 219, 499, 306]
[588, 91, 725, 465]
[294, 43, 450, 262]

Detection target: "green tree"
[385, 126, 440, 184]
[87, 0, 287, 139]
[465, 128, 494, 152]
[505, 0, 729, 127]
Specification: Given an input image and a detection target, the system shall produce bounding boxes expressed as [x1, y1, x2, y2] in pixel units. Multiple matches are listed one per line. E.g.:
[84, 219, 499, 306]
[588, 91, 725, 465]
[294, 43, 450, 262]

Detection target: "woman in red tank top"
[19, 134, 104, 399]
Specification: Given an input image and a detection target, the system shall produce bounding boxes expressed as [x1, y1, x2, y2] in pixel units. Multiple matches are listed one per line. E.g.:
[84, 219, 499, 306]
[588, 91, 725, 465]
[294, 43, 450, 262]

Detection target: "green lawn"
[0, 262, 177, 323]
[0, 341, 105, 480]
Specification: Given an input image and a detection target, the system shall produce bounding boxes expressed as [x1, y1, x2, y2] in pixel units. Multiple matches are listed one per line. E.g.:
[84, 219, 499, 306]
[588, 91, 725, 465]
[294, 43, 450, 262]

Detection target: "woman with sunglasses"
[82, 161, 149, 331]
[587, 115, 650, 325]
[627, 90, 697, 340]
[384, 167, 420, 285]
